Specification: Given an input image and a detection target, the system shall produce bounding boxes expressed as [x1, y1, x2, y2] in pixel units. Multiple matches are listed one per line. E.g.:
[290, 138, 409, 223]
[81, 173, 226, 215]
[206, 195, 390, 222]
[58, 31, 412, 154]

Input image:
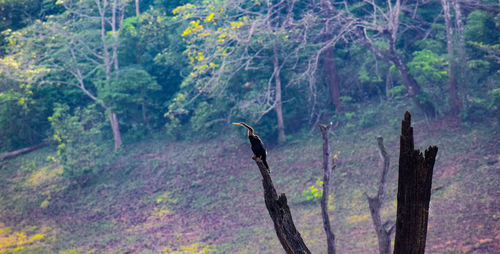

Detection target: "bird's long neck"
[239, 122, 254, 136]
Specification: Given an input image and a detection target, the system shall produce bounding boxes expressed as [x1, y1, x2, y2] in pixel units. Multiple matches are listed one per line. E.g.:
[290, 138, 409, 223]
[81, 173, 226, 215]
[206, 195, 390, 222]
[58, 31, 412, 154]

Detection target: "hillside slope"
[0, 109, 499, 253]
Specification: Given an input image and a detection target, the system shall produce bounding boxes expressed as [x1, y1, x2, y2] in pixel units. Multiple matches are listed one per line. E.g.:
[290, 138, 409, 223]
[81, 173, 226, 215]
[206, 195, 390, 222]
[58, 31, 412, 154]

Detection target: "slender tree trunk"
[109, 112, 122, 151]
[394, 111, 438, 254]
[385, 68, 392, 100]
[273, 45, 286, 144]
[324, 47, 342, 112]
[98, 0, 124, 150]
[441, 0, 461, 115]
[141, 100, 149, 127]
[452, 0, 466, 78]
[318, 123, 336, 254]
[366, 137, 393, 254]
[135, 0, 140, 17]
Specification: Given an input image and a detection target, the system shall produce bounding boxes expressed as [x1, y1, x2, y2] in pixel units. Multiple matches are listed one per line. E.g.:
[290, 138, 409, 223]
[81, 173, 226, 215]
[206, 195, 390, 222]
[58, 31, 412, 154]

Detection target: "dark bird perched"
[232, 122, 269, 169]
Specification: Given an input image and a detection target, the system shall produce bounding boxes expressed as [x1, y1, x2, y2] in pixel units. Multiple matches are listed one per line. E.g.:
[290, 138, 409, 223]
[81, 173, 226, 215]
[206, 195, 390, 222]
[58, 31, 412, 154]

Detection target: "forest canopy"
[0, 0, 499, 155]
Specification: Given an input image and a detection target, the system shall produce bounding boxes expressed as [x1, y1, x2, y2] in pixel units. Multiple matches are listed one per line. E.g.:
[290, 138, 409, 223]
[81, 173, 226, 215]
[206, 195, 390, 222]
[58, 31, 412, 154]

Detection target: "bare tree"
[318, 122, 336, 254]
[366, 136, 394, 254]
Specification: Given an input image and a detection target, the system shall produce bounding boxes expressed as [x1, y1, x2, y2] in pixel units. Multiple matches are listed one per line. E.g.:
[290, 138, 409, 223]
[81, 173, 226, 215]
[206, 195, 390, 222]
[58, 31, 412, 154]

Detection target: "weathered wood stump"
[393, 111, 438, 254]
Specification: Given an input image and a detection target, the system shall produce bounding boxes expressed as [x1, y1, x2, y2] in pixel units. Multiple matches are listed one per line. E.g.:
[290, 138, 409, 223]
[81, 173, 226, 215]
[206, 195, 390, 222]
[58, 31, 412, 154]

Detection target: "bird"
[232, 122, 269, 169]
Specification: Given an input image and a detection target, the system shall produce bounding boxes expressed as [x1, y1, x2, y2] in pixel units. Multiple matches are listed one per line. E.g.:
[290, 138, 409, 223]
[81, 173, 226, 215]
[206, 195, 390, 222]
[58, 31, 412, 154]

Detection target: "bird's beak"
[232, 123, 242, 126]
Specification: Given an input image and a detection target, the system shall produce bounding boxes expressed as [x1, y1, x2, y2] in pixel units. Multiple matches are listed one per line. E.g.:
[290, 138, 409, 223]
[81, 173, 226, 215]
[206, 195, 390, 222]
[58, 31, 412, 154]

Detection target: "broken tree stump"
[253, 157, 311, 254]
[393, 111, 438, 254]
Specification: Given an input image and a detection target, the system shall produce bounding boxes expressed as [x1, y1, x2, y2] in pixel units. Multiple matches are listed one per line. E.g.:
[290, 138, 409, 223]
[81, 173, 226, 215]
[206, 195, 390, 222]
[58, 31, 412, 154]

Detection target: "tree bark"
[0, 142, 48, 161]
[135, 0, 140, 17]
[98, 0, 125, 150]
[394, 111, 438, 254]
[109, 112, 122, 151]
[366, 137, 393, 254]
[273, 45, 286, 144]
[385, 68, 392, 100]
[318, 123, 336, 254]
[324, 47, 342, 112]
[452, 0, 466, 78]
[441, 0, 461, 115]
[253, 157, 311, 254]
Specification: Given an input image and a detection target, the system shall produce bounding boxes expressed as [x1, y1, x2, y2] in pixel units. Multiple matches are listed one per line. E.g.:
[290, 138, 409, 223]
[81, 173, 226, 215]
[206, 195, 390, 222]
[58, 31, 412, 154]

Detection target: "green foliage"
[408, 50, 446, 85]
[359, 109, 377, 128]
[48, 104, 106, 178]
[465, 10, 499, 45]
[303, 178, 323, 202]
[389, 85, 407, 99]
[0, 76, 56, 151]
[97, 67, 162, 128]
[189, 101, 228, 140]
[460, 97, 490, 123]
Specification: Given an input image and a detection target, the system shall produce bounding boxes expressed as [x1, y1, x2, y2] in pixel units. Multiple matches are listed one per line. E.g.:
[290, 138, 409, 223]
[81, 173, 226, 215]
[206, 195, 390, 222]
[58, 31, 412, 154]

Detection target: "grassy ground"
[0, 103, 499, 253]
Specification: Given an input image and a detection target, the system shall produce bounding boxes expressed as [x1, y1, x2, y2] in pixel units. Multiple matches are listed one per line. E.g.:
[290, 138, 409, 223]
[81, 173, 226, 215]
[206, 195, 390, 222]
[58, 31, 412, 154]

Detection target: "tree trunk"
[452, 0, 466, 78]
[0, 142, 48, 161]
[394, 111, 438, 254]
[441, 0, 461, 115]
[253, 157, 311, 254]
[318, 123, 336, 254]
[135, 0, 140, 17]
[366, 137, 393, 254]
[324, 47, 342, 112]
[385, 68, 392, 100]
[389, 51, 436, 117]
[141, 100, 149, 127]
[273, 46, 286, 144]
[109, 112, 122, 151]
[362, 38, 436, 117]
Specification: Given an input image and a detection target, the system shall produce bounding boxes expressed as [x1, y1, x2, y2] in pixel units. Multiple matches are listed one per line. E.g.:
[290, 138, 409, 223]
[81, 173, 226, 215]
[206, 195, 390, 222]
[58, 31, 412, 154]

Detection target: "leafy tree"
[1, 0, 136, 151]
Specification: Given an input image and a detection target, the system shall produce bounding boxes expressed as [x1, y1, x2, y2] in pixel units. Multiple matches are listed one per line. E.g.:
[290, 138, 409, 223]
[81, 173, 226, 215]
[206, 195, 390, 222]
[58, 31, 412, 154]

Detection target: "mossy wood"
[253, 158, 311, 254]
[394, 111, 438, 254]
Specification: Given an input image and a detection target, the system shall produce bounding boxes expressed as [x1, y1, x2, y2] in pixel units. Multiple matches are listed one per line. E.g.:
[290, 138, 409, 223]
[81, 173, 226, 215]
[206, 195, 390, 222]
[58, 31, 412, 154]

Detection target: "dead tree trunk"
[366, 137, 393, 254]
[253, 158, 311, 254]
[318, 123, 336, 254]
[0, 142, 48, 161]
[393, 111, 438, 254]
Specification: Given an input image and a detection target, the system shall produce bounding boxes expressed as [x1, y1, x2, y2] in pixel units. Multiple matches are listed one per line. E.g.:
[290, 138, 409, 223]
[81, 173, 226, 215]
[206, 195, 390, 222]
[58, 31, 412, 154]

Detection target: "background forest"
[0, 0, 499, 253]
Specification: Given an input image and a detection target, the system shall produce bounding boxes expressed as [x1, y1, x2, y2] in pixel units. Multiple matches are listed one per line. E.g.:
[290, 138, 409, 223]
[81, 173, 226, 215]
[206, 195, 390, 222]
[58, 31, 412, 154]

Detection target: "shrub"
[48, 104, 106, 179]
